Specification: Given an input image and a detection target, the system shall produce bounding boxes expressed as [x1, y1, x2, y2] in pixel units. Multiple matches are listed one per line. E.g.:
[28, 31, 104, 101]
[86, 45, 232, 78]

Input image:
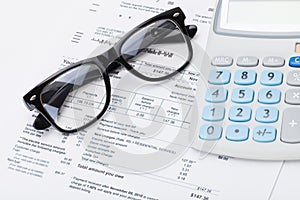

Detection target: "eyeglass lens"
[40, 64, 107, 130]
[121, 19, 189, 79]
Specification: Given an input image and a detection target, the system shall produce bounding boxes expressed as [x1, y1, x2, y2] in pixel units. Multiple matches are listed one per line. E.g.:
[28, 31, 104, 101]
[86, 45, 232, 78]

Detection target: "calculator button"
[263, 56, 285, 67]
[202, 106, 225, 121]
[211, 56, 233, 67]
[281, 108, 300, 143]
[199, 124, 222, 141]
[289, 56, 300, 67]
[258, 88, 281, 104]
[228, 106, 252, 122]
[208, 69, 231, 85]
[234, 70, 257, 85]
[285, 89, 300, 105]
[287, 71, 300, 86]
[237, 56, 259, 67]
[231, 88, 254, 104]
[253, 126, 277, 143]
[260, 70, 283, 86]
[255, 107, 279, 123]
[205, 87, 228, 103]
[226, 125, 249, 142]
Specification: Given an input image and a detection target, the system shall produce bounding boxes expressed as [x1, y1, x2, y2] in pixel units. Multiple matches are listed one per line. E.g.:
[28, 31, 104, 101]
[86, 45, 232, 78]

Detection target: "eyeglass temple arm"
[142, 24, 197, 46]
[161, 24, 197, 43]
[143, 24, 196, 46]
[187, 25, 197, 38]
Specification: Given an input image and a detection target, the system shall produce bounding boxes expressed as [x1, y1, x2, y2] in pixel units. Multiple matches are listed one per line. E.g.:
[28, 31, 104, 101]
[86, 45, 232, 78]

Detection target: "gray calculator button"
[237, 56, 259, 67]
[287, 71, 300, 86]
[285, 89, 300, 105]
[281, 108, 300, 143]
[212, 56, 233, 67]
[263, 56, 285, 67]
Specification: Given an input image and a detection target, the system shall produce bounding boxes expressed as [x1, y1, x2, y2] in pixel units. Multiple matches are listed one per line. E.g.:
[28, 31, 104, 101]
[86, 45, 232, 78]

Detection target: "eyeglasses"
[23, 7, 197, 134]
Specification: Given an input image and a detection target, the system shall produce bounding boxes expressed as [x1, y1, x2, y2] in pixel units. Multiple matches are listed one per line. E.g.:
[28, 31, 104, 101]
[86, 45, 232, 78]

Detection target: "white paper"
[269, 161, 300, 200]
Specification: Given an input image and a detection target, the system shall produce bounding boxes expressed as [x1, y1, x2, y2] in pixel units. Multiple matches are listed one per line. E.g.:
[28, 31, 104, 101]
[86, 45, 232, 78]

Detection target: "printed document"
[0, 0, 287, 199]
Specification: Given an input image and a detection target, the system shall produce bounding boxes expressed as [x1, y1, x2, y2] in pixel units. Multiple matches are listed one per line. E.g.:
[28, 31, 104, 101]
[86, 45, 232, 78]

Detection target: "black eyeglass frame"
[23, 7, 196, 134]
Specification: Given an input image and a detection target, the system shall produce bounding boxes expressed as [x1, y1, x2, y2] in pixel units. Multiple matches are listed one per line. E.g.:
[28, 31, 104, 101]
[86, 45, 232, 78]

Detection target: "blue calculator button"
[226, 125, 249, 142]
[202, 106, 225, 121]
[199, 124, 222, 141]
[255, 107, 279, 123]
[229, 106, 252, 122]
[231, 88, 254, 104]
[234, 70, 257, 85]
[260, 70, 283, 86]
[289, 56, 300, 67]
[253, 126, 277, 143]
[205, 87, 228, 103]
[208, 69, 231, 85]
[258, 88, 281, 104]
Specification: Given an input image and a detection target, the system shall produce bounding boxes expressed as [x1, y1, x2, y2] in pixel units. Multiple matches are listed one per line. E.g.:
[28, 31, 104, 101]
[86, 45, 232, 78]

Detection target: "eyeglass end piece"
[23, 94, 36, 111]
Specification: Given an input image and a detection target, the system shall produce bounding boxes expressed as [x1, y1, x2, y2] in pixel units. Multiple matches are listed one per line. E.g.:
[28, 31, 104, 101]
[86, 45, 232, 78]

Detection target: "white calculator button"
[199, 124, 222, 141]
[231, 88, 254, 104]
[253, 126, 277, 143]
[285, 89, 300, 105]
[260, 70, 283, 86]
[287, 71, 300, 86]
[255, 107, 279, 123]
[281, 108, 300, 143]
[237, 56, 259, 67]
[226, 125, 249, 142]
[205, 87, 228, 103]
[262, 56, 285, 67]
[258, 88, 281, 104]
[228, 106, 252, 122]
[202, 106, 225, 121]
[211, 56, 233, 67]
[234, 70, 257, 85]
[208, 69, 231, 85]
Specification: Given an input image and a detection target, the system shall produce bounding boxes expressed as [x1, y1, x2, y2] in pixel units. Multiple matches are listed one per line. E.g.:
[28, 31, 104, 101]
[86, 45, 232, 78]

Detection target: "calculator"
[192, 0, 300, 160]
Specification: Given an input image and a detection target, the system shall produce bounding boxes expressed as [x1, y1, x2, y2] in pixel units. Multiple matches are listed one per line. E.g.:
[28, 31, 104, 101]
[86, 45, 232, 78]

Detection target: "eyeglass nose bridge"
[95, 47, 123, 73]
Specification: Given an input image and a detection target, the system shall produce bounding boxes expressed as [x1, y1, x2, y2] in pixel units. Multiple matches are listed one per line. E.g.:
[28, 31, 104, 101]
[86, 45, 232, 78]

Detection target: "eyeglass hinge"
[173, 12, 180, 17]
[30, 95, 37, 101]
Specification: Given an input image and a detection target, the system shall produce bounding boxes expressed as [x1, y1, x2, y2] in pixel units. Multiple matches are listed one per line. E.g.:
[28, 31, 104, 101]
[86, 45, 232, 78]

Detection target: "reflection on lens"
[40, 64, 107, 131]
[121, 19, 189, 79]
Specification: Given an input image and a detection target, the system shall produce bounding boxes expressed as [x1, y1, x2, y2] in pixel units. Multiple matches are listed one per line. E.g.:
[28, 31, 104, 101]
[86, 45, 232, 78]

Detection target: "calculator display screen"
[227, 1, 300, 26]
[217, 0, 300, 36]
